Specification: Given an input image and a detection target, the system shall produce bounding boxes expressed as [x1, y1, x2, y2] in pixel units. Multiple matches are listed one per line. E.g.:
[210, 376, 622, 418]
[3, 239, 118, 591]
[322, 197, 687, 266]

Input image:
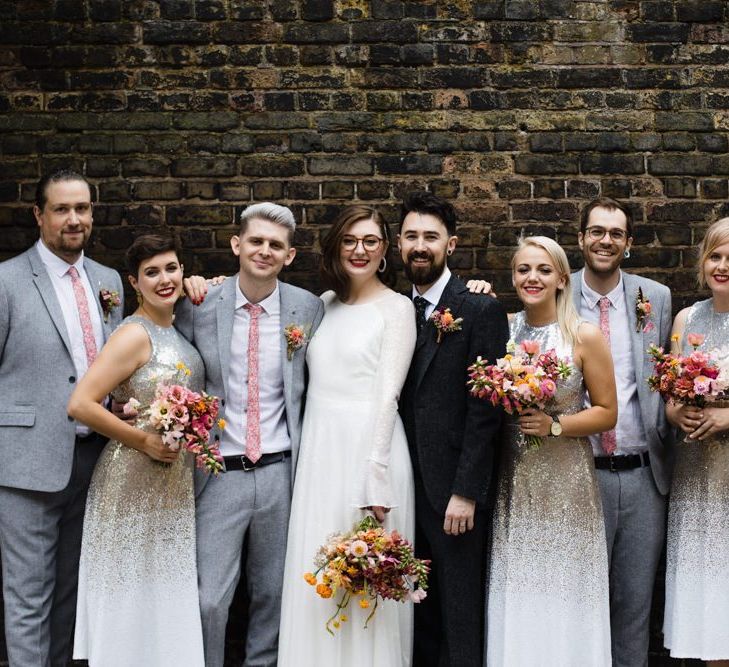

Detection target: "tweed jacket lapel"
[28, 246, 73, 358]
[83, 258, 113, 341]
[278, 281, 297, 405]
[215, 277, 237, 400]
[414, 275, 467, 390]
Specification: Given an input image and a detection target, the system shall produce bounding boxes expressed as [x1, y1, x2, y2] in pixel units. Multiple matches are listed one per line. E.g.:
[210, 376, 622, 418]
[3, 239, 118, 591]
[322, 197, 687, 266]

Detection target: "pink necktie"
[598, 297, 617, 455]
[244, 303, 263, 463]
[68, 266, 98, 369]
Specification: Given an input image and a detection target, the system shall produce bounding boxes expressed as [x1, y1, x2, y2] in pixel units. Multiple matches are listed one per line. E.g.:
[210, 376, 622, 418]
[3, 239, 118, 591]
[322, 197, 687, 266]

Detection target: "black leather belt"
[223, 451, 291, 472]
[75, 432, 106, 445]
[594, 451, 650, 472]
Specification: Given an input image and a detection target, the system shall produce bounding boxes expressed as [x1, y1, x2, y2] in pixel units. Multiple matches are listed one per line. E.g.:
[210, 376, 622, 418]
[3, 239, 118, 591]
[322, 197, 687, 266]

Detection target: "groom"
[0, 170, 123, 666]
[398, 191, 508, 667]
[175, 202, 324, 667]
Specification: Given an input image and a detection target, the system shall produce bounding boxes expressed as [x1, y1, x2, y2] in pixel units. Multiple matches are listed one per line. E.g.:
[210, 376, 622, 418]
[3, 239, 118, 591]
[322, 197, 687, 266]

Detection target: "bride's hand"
[368, 506, 390, 523]
[142, 433, 179, 463]
[518, 408, 551, 438]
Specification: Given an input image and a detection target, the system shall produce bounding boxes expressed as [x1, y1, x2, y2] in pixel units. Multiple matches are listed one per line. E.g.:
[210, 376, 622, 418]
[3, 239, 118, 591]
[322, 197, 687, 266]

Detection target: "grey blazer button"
[69, 376, 76, 383]
[67, 415, 74, 422]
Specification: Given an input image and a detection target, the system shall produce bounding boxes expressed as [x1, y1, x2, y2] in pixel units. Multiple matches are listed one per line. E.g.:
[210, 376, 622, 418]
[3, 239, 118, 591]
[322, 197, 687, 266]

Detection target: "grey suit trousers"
[596, 465, 666, 667]
[0, 437, 101, 667]
[196, 458, 291, 667]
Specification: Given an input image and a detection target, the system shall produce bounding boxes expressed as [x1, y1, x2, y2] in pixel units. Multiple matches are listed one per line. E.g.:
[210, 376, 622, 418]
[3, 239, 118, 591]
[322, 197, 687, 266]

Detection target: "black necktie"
[414, 296, 429, 332]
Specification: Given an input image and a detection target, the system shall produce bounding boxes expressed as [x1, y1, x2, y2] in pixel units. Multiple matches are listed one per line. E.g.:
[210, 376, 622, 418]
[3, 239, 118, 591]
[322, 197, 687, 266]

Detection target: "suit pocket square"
[0, 407, 36, 427]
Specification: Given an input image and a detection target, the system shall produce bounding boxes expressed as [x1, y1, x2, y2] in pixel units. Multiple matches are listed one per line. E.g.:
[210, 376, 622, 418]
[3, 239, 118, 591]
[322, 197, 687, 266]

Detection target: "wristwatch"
[549, 415, 563, 437]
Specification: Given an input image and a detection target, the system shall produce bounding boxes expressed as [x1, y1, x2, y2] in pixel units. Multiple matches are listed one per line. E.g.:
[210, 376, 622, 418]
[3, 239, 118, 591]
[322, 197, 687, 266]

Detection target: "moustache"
[407, 251, 432, 262]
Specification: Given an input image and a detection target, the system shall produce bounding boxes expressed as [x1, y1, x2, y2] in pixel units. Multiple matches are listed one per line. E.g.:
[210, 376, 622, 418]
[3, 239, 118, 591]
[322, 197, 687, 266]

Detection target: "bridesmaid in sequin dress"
[664, 217, 729, 664]
[486, 237, 617, 667]
[67, 235, 204, 667]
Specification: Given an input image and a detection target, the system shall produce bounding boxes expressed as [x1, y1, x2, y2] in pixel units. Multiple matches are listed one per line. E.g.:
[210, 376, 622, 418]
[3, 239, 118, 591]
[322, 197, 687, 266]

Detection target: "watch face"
[550, 420, 563, 436]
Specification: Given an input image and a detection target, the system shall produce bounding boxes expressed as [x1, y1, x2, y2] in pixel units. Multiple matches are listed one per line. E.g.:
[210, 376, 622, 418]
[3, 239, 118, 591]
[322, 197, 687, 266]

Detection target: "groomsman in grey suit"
[573, 197, 673, 667]
[175, 203, 324, 667]
[0, 170, 123, 666]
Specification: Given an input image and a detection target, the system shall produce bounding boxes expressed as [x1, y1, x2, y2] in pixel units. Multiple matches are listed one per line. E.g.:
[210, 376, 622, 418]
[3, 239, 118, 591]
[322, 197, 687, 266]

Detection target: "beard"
[583, 244, 623, 275]
[403, 250, 447, 287]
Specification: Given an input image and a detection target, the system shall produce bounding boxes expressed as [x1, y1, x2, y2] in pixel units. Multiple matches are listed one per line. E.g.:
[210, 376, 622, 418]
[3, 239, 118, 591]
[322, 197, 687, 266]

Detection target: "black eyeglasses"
[584, 226, 628, 242]
[341, 235, 384, 252]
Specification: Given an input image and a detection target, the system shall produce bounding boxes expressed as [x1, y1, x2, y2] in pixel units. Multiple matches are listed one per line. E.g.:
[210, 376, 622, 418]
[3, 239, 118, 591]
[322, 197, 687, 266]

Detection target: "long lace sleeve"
[354, 293, 417, 509]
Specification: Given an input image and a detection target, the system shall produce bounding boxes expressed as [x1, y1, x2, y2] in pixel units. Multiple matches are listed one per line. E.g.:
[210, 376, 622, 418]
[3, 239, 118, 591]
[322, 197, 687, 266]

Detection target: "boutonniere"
[99, 288, 121, 323]
[635, 287, 654, 334]
[284, 323, 310, 360]
[430, 307, 463, 343]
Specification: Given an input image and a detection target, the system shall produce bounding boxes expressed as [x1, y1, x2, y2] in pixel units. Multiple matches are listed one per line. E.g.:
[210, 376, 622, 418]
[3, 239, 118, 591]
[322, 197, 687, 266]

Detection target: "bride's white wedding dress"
[278, 289, 416, 667]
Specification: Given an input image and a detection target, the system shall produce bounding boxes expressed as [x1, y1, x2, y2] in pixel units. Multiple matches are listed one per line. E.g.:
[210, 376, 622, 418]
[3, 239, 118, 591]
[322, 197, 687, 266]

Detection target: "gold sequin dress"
[664, 298, 729, 659]
[73, 316, 205, 666]
[486, 313, 611, 667]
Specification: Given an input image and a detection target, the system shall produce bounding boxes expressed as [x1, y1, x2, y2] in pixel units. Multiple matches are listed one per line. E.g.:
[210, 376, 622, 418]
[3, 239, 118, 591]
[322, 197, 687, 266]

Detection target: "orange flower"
[316, 584, 333, 599]
[359, 598, 370, 608]
[304, 572, 317, 586]
[441, 311, 454, 326]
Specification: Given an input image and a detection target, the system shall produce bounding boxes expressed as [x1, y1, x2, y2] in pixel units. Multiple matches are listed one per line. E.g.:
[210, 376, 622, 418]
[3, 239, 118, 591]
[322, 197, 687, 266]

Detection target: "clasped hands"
[667, 402, 729, 441]
[518, 408, 552, 438]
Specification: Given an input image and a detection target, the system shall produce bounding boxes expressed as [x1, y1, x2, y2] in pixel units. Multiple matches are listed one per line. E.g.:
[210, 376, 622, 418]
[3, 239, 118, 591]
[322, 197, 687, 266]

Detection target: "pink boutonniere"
[635, 287, 654, 334]
[430, 307, 463, 343]
[99, 288, 121, 323]
[284, 323, 309, 361]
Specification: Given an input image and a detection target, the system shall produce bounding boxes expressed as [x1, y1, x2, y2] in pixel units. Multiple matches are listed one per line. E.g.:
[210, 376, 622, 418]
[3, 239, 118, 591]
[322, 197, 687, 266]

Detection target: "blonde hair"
[698, 217, 729, 288]
[512, 236, 581, 347]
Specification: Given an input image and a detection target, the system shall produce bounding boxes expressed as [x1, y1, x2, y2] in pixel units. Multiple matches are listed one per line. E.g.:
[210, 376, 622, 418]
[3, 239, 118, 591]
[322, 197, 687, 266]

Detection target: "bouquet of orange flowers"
[305, 516, 430, 634]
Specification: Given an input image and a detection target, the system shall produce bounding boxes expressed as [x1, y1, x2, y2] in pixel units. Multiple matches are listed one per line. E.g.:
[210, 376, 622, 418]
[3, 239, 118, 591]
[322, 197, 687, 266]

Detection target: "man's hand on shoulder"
[443, 494, 476, 535]
[465, 279, 496, 298]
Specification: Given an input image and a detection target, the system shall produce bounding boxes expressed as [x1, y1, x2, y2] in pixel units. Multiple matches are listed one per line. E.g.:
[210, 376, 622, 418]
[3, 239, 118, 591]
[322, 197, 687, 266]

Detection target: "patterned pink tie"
[244, 303, 263, 463]
[598, 296, 617, 455]
[67, 266, 98, 369]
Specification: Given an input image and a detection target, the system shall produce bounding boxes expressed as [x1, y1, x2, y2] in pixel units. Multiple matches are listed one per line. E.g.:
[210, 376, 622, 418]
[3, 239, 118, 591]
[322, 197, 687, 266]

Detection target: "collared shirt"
[36, 239, 104, 436]
[219, 280, 290, 457]
[579, 271, 648, 455]
[411, 266, 452, 320]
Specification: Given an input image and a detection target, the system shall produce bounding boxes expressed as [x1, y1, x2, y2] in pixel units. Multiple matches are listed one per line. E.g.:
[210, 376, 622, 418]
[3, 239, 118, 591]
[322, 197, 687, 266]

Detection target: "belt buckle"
[241, 456, 257, 472]
[609, 457, 617, 473]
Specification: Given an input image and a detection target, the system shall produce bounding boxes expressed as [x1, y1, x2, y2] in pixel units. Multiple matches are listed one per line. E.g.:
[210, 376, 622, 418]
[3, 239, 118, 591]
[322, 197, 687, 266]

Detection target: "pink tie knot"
[244, 302, 263, 318]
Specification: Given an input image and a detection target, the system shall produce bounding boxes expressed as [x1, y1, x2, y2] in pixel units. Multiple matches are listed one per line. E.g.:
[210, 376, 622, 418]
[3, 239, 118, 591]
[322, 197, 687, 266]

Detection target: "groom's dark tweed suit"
[400, 274, 508, 667]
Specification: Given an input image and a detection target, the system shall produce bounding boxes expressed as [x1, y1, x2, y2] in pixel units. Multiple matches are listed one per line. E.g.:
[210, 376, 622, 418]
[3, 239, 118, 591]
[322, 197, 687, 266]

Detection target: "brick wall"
[0, 0, 726, 664]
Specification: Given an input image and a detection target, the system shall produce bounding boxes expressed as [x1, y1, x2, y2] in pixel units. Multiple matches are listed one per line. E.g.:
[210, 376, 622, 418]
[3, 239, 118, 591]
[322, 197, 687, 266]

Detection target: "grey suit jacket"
[572, 269, 674, 494]
[0, 246, 123, 493]
[174, 276, 324, 490]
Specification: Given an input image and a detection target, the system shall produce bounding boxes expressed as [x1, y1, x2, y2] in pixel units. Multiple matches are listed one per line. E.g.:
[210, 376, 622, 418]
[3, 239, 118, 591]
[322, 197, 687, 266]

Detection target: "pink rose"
[520, 340, 541, 356]
[687, 333, 705, 348]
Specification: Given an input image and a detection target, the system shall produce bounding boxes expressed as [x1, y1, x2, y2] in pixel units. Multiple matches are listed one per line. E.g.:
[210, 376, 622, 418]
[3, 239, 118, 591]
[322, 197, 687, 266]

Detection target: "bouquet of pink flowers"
[647, 333, 729, 407]
[304, 515, 430, 634]
[468, 339, 573, 448]
[124, 362, 225, 475]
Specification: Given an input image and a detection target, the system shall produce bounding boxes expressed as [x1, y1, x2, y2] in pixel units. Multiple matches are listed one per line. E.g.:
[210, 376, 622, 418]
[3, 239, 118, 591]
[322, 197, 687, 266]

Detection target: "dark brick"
[663, 133, 696, 151]
[434, 44, 467, 66]
[375, 155, 442, 175]
[703, 179, 729, 199]
[533, 179, 565, 199]
[173, 112, 239, 131]
[252, 181, 285, 200]
[134, 181, 183, 200]
[221, 134, 255, 153]
[241, 156, 305, 177]
[514, 155, 579, 174]
[511, 201, 579, 222]
[196, 0, 226, 20]
[566, 179, 600, 199]
[556, 69, 621, 89]
[321, 181, 354, 198]
[469, 91, 499, 110]
[98, 181, 131, 201]
[299, 45, 332, 65]
[649, 154, 713, 175]
[142, 20, 211, 44]
[160, 0, 194, 19]
[625, 68, 685, 89]
[309, 156, 373, 175]
[288, 181, 320, 199]
[357, 181, 391, 199]
[122, 159, 170, 177]
[284, 22, 348, 43]
[301, 0, 334, 21]
[497, 180, 531, 199]
[351, 20, 418, 43]
[167, 206, 233, 225]
[172, 157, 237, 177]
[676, 1, 724, 22]
[627, 23, 690, 43]
[89, 0, 122, 21]
[529, 133, 563, 153]
[421, 68, 484, 89]
[219, 182, 251, 200]
[648, 201, 715, 222]
[473, 1, 505, 19]
[580, 154, 644, 175]
[490, 22, 551, 42]
[663, 178, 697, 198]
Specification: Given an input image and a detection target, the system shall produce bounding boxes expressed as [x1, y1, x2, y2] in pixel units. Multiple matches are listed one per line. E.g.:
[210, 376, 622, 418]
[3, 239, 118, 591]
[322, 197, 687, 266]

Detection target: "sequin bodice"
[682, 298, 729, 357]
[509, 311, 584, 417]
[112, 316, 205, 432]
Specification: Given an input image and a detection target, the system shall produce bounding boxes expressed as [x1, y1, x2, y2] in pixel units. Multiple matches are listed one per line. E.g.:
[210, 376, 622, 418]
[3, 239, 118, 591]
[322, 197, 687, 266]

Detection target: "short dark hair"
[580, 197, 633, 238]
[400, 191, 457, 237]
[320, 205, 395, 302]
[125, 234, 178, 276]
[35, 170, 90, 210]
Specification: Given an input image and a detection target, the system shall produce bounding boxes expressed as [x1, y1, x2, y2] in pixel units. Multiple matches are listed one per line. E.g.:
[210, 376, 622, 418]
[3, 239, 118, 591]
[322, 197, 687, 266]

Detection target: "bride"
[278, 205, 417, 666]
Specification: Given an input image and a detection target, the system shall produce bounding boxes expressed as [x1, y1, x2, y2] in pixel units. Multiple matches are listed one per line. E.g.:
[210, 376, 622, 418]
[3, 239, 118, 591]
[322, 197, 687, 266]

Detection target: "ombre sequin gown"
[73, 316, 205, 667]
[664, 299, 729, 659]
[486, 313, 611, 667]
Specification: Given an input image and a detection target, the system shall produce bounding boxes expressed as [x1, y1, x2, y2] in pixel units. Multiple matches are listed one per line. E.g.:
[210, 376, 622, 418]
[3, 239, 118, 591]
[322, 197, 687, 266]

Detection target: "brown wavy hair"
[320, 205, 395, 302]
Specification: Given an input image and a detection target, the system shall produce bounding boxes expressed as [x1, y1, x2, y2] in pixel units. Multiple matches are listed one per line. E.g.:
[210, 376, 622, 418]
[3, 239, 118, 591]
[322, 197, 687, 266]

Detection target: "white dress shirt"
[36, 239, 104, 436]
[579, 272, 648, 456]
[411, 266, 452, 319]
[219, 281, 291, 457]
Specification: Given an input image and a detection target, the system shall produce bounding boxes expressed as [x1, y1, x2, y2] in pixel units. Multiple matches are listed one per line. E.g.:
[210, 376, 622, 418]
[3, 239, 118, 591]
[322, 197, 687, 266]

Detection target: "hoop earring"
[623, 249, 630, 259]
[135, 289, 143, 305]
[378, 257, 387, 274]
[447, 250, 453, 256]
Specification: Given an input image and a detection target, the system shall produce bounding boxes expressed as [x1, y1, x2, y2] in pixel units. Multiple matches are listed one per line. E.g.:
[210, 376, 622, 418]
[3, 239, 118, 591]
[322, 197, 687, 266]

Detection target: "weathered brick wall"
[0, 0, 726, 664]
